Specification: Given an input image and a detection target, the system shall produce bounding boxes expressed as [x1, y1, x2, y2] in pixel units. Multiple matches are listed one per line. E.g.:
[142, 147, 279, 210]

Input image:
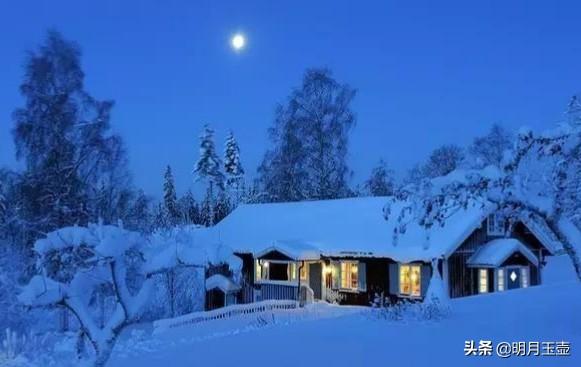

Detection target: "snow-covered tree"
[422, 144, 465, 178]
[259, 68, 356, 202]
[194, 125, 225, 191]
[125, 189, 152, 232]
[194, 125, 225, 226]
[214, 192, 232, 224]
[163, 165, 179, 225]
[177, 190, 200, 225]
[468, 123, 513, 168]
[385, 107, 581, 280]
[224, 131, 245, 199]
[12, 30, 131, 247]
[403, 163, 424, 186]
[364, 159, 395, 196]
[18, 223, 212, 366]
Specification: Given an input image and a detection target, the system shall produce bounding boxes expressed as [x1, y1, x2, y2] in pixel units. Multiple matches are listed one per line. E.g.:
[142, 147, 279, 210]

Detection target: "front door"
[506, 267, 521, 290]
[309, 263, 322, 300]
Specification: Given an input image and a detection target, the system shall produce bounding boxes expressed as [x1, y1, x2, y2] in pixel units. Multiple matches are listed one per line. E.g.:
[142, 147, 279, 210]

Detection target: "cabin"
[197, 197, 558, 308]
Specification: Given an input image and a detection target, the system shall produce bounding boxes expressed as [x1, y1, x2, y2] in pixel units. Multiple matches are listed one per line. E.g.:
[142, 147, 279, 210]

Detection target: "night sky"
[1, 0, 580, 197]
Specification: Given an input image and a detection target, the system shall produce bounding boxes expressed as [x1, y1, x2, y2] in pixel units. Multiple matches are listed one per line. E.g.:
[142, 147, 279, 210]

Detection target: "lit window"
[479, 269, 488, 293]
[255, 260, 299, 282]
[487, 214, 504, 236]
[340, 261, 358, 290]
[399, 264, 421, 297]
[300, 264, 308, 280]
[289, 262, 297, 281]
[521, 267, 529, 288]
[497, 269, 505, 291]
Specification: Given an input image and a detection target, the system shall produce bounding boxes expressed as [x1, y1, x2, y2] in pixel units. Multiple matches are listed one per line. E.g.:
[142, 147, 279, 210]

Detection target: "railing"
[154, 300, 298, 332]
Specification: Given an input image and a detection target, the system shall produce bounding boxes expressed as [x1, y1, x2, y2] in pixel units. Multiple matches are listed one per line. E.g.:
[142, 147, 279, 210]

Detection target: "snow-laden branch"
[386, 122, 581, 280]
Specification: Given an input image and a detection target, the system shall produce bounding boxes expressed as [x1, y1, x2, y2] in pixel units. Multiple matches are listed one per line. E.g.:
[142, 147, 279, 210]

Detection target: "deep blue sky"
[1, 0, 580, 197]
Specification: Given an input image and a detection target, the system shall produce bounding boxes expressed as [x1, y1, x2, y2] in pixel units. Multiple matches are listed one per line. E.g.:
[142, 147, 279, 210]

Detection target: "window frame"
[520, 266, 529, 288]
[254, 259, 299, 285]
[340, 261, 359, 291]
[398, 263, 422, 298]
[496, 268, 505, 292]
[487, 214, 505, 236]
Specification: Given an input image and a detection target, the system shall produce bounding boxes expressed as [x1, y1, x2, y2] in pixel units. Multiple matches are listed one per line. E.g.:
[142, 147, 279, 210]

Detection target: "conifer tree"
[224, 131, 245, 202]
[163, 165, 179, 225]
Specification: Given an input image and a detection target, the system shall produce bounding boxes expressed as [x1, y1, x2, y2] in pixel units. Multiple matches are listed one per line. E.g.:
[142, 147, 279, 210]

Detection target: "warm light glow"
[263, 261, 269, 268]
[479, 269, 488, 293]
[231, 33, 246, 51]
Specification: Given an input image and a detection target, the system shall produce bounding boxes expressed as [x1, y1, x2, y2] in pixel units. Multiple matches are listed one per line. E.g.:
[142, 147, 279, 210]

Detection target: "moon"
[231, 33, 246, 51]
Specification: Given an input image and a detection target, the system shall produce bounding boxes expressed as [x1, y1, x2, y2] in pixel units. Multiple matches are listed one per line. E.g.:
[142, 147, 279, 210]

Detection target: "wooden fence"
[154, 299, 298, 332]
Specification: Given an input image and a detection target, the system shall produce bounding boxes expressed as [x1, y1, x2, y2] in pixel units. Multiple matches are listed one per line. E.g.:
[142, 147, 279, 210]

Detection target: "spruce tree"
[194, 125, 224, 226]
[224, 131, 245, 202]
[163, 165, 179, 225]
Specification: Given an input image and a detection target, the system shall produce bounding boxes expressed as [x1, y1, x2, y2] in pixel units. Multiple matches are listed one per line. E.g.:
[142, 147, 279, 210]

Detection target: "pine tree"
[163, 165, 179, 225]
[224, 131, 245, 202]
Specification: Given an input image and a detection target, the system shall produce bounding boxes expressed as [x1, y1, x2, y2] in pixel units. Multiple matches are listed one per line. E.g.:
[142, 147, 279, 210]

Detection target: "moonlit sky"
[1, 0, 580, 198]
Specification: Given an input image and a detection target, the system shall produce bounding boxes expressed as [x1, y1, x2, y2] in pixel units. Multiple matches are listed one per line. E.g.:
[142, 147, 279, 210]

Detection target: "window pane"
[521, 267, 529, 288]
[289, 263, 297, 281]
[479, 269, 488, 293]
[255, 260, 262, 281]
[497, 269, 504, 291]
[339, 261, 358, 289]
[400, 265, 410, 294]
[269, 262, 289, 281]
[410, 265, 421, 297]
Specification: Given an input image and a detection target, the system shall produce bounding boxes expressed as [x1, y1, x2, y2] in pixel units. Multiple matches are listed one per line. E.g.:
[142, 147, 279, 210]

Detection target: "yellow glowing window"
[399, 264, 421, 297]
[479, 269, 488, 293]
[300, 264, 308, 280]
[289, 262, 297, 281]
[340, 261, 358, 289]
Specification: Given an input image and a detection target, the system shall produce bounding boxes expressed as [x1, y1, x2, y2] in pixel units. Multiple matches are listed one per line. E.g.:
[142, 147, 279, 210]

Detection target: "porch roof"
[467, 238, 539, 268]
[255, 240, 321, 261]
[206, 274, 241, 293]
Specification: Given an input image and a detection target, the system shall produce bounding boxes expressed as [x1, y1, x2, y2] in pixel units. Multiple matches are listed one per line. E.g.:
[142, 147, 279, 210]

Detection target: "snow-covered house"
[197, 197, 558, 307]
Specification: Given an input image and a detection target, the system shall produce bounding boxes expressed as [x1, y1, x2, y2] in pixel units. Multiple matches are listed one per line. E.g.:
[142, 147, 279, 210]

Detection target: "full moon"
[231, 33, 246, 51]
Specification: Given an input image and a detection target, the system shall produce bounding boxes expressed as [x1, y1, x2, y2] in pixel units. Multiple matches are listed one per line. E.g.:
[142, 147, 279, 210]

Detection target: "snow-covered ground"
[105, 255, 580, 367]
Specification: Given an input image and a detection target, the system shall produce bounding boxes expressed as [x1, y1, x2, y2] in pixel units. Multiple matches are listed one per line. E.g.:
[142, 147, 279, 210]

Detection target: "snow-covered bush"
[324, 288, 344, 304]
[373, 263, 450, 322]
[0, 328, 71, 366]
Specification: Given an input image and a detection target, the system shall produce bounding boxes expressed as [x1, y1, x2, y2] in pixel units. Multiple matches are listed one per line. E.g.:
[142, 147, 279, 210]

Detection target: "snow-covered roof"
[256, 240, 321, 261]
[205, 274, 241, 293]
[194, 197, 494, 262]
[467, 238, 539, 268]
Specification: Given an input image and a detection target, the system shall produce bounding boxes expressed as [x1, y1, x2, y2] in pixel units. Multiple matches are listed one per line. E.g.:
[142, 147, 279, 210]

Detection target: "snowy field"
[105, 255, 581, 367]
